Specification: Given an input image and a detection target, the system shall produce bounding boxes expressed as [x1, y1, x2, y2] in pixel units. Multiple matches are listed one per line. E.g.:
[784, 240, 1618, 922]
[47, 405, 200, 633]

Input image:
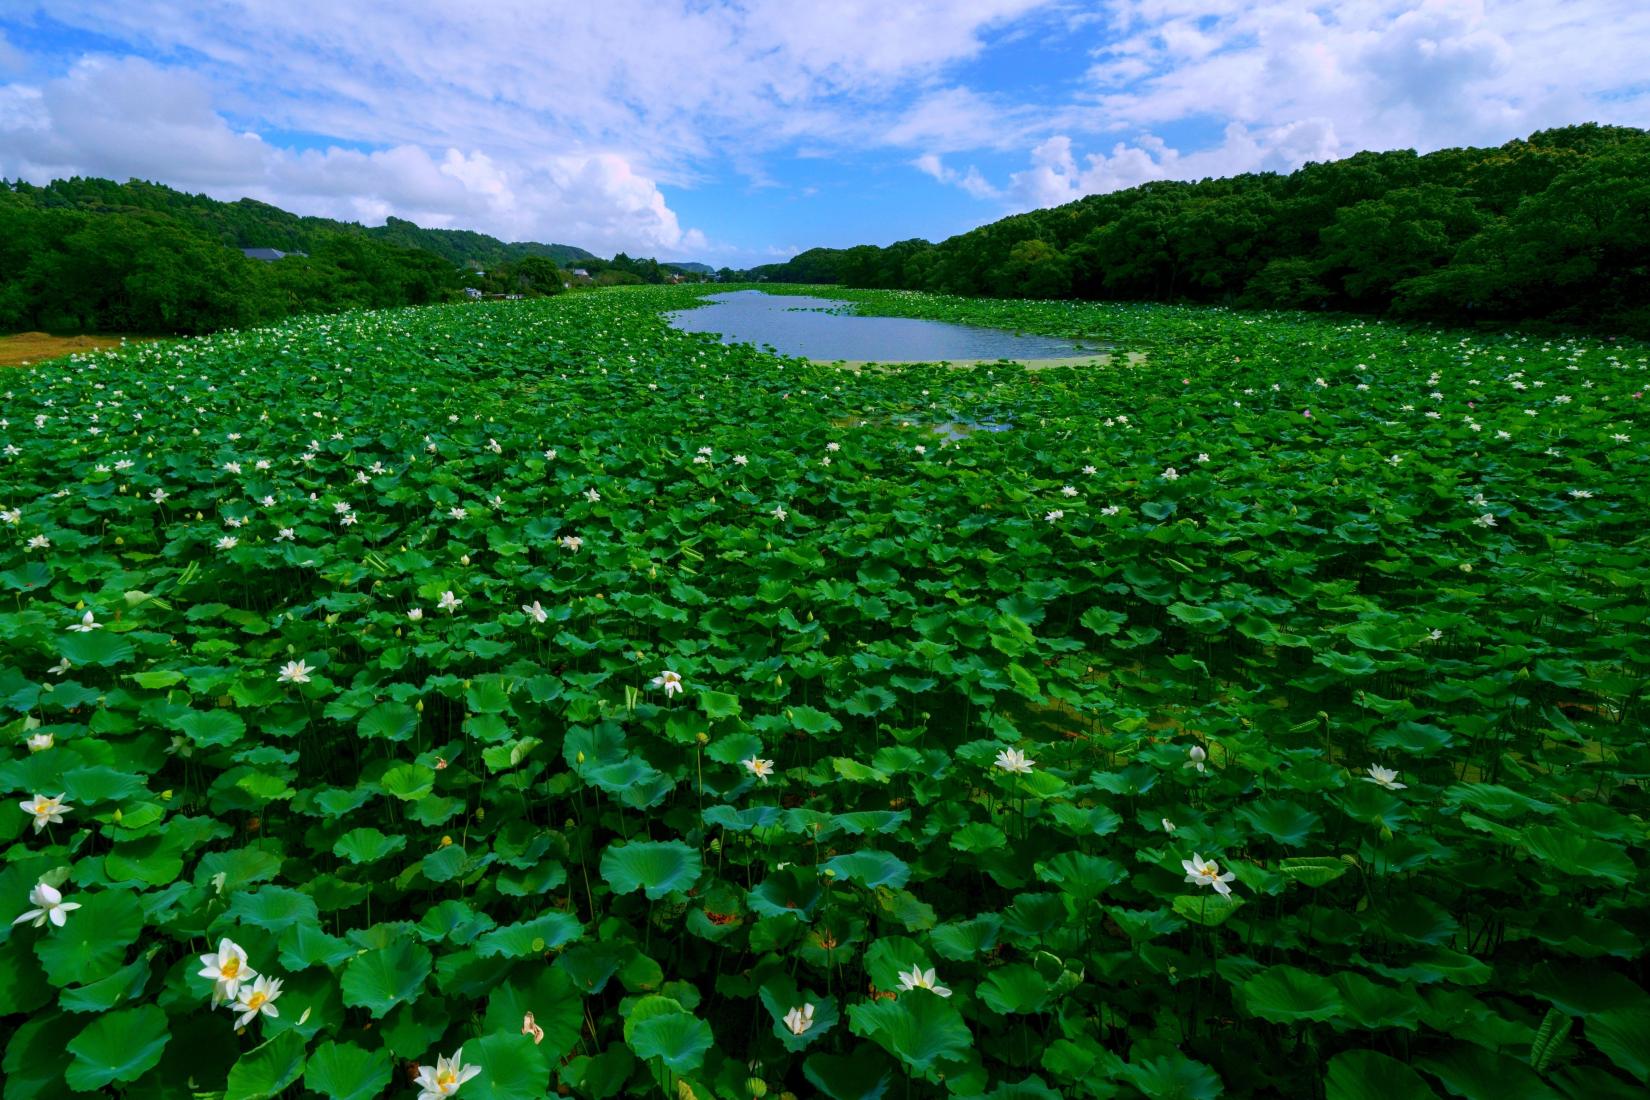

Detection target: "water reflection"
[667, 290, 1103, 363]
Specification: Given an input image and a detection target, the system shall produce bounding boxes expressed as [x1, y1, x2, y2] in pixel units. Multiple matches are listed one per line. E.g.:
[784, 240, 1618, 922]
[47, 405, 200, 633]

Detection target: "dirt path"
[0, 332, 161, 368]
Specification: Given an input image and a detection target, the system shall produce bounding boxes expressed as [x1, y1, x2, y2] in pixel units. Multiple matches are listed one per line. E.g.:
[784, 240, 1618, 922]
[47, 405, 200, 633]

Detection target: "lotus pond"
[1, 284, 1647, 1100]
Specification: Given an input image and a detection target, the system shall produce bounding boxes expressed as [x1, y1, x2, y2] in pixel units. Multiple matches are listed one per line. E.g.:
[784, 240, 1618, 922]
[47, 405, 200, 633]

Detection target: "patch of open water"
[666, 290, 1105, 363]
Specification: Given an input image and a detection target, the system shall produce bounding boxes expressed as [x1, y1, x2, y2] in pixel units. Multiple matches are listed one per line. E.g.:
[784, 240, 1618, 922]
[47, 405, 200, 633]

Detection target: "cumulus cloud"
[978, 0, 1650, 212]
[0, 56, 703, 254]
[914, 153, 1001, 200]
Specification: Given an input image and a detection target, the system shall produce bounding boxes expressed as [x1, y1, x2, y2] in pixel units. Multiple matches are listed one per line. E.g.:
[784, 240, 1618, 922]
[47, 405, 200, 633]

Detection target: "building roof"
[240, 248, 307, 261]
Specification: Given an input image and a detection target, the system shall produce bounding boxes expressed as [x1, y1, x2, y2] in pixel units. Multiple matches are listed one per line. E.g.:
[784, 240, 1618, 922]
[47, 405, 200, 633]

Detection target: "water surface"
[667, 291, 1102, 363]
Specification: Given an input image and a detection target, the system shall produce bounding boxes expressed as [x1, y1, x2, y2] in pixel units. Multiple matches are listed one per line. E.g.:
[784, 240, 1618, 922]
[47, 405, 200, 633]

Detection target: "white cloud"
[914, 153, 1002, 199]
[0, 56, 703, 254]
[987, 0, 1650, 212]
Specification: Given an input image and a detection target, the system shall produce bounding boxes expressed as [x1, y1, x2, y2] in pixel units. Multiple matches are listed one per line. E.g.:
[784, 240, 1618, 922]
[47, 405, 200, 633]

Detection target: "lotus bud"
[747, 1080, 768, 1098]
[576, 751, 586, 765]
[475, 807, 485, 820]
[415, 700, 424, 713]
[696, 732, 709, 745]
[195, 512, 203, 520]
[460, 554, 471, 566]
[441, 836, 453, 847]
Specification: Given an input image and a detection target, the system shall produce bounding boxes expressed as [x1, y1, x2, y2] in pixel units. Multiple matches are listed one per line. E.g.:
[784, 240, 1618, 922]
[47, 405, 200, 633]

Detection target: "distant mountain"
[369, 217, 596, 268]
[8, 176, 596, 269]
[663, 261, 714, 274]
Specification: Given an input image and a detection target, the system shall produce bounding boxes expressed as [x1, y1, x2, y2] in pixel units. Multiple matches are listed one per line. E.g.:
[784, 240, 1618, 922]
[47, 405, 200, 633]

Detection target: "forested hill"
[0, 178, 700, 336]
[4, 177, 596, 268]
[752, 124, 1650, 335]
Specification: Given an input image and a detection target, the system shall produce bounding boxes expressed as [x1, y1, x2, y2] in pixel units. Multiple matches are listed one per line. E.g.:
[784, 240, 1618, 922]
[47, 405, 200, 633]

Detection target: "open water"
[666, 290, 1101, 363]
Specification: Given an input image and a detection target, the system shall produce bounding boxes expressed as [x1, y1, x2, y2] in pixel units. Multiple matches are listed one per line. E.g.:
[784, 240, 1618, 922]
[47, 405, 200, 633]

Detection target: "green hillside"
[748, 123, 1650, 335]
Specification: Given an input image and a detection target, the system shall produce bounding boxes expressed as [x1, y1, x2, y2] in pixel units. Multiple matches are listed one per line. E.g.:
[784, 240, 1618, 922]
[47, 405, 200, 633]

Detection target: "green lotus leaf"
[33, 888, 144, 986]
[978, 963, 1052, 1015]
[600, 840, 701, 900]
[628, 1010, 713, 1075]
[357, 702, 418, 742]
[474, 912, 583, 958]
[1118, 1052, 1223, 1100]
[1240, 965, 1342, 1023]
[1326, 1050, 1438, 1099]
[333, 827, 407, 864]
[822, 850, 910, 890]
[64, 1004, 169, 1091]
[803, 1047, 896, 1100]
[848, 993, 973, 1073]
[304, 1042, 394, 1100]
[225, 1030, 308, 1100]
[340, 936, 433, 1018]
[459, 1032, 551, 1100]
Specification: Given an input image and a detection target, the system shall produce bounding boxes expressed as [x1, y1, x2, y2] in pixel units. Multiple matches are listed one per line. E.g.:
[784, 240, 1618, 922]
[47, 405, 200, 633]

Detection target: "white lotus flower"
[13, 882, 80, 928]
[1060, 486, 1078, 497]
[521, 600, 548, 624]
[1161, 818, 1176, 833]
[27, 732, 54, 753]
[1472, 513, 1496, 528]
[47, 658, 71, 677]
[783, 1004, 815, 1036]
[20, 793, 71, 832]
[449, 507, 467, 520]
[733, 454, 748, 465]
[1186, 744, 1207, 773]
[66, 610, 101, 633]
[771, 505, 788, 520]
[277, 659, 312, 684]
[275, 527, 296, 541]
[415, 1048, 482, 1100]
[1100, 504, 1120, 516]
[652, 670, 683, 698]
[198, 938, 257, 1004]
[439, 591, 462, 613]
[1182, 853, 1236, 897]
[1044, 510, 1064, 523]
[558, 535, 583, 551]
[150, 488, 168, 503]
[1160, 466, 1179, 481]
[1082, 465, 1097, 475]
[897, 964, 952, 997]
[216, 536, 238, 550]
[26, 535, 50, 550]
[231, 974, 283, 1028]
[340, 512, 358, 526]
[742, 756, 775, 782]
[994, 747, 1034, 773]
[1362, 765, 1407, 791]
[584, 488, 601, 503]
[407, 608, 424, 621]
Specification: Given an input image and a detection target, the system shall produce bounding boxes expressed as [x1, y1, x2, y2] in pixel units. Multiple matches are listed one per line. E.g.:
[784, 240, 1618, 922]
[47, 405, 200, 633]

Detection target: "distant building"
[570, 268, 590, 278]
[240, 248, 307, 261]
[463, 287, 483, 299]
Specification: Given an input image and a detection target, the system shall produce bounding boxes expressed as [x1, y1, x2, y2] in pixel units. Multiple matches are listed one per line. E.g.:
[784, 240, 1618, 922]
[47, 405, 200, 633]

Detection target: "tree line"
[0, 178, 704, 336]
[745, 124, 1650, 335]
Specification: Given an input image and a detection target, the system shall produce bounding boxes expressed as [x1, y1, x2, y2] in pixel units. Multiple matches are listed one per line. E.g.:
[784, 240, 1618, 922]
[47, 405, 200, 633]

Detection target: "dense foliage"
[0, 179, 707, 337]
[2, 285, 1647, 1099]
[750, 124, 1650, 336]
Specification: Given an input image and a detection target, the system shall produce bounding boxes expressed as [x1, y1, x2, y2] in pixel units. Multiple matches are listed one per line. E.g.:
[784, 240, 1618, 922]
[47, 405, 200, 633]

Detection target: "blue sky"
[2, 1, 1647, 265]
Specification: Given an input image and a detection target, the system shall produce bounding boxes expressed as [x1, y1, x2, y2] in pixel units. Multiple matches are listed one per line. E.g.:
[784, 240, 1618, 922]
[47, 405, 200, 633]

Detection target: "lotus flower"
[415, 1049, 482, 1100]
[742, 756, 775, 782]
[897, 965, 952, 997]
[66, 610, 101, 633]
[1182, 853, 1236, 896]
[652, 670, 683, 698]
[994, 748, 1034, 774]
[277, 659, 312, 684]
[20, 793, 70, 833]
[1362, 765, 1407, 791]
[783, 1004, 815, 1036]
[231, 974, 283, 1029]
[198, 938, 257, 1004]
[13, 881, 81, 928]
